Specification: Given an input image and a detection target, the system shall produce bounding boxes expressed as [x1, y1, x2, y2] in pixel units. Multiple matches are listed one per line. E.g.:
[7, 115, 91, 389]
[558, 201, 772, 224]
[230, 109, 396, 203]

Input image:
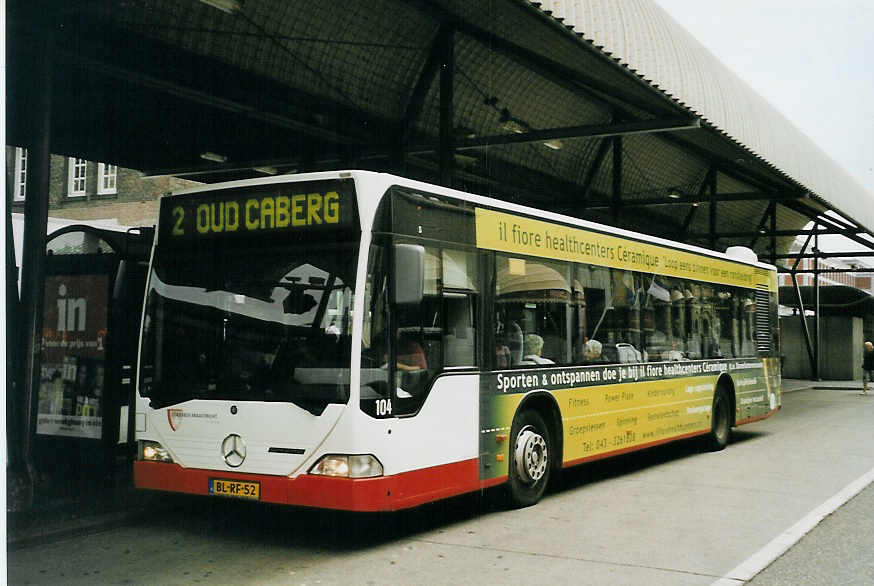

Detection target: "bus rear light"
[309, 454, 383, 478]
[138, 440, 175, 463]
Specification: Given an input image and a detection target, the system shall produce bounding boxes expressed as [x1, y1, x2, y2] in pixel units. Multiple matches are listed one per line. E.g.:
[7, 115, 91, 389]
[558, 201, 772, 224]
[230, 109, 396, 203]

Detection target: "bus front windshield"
[139, 239, 359, 415]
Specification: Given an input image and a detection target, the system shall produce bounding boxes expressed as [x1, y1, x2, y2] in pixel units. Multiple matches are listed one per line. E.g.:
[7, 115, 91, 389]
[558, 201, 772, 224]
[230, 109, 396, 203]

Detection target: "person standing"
[862, 341, 874, 396]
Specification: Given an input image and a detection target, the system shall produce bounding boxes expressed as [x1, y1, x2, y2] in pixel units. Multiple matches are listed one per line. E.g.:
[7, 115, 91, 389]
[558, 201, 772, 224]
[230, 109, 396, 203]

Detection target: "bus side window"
[360, 243, 392, 417]
[442, 249, 479, 368]
[601, 269, 643, 364]
[495, 255, 570, 366]
[577, 265, 611, 364]
[444, 293, 476, 366]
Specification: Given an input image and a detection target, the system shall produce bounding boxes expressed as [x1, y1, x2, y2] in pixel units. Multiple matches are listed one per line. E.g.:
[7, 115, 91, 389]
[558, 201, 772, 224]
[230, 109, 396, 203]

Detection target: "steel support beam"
[770, 202, 778, 265]
[663, 134, 791, 197]
[438, 27, 455, 187]
[791, 273, 817, 377]
[690, 228, 864, 239]
[813, 227, 821, 380]
[579, 137, 611, 204]
[410, 117, 701, 153]
[788, 234, 817, 378]
[772, 251, 874, 260]
[709, 168, 718, 249]
[786, 268, 874, 274]
[19, 19, 54, 507]
[680, 205, 698, 236]
[584, 190, 807, 210]
[5, 151, 22, 474]
[402, 27, 447, 144]
[780, 199, 874, 249]
[394, 25, 450, 172]
[749, 201, 776, 250]
[678, 168, 713, 238]
[202, 117, 702, 178]
[612, 136, 622, 224]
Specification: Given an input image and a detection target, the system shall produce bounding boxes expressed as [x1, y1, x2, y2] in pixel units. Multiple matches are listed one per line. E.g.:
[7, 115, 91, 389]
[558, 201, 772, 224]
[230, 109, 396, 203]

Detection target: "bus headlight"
[309, 454, 384, 478]
[138, 440, 174, 463]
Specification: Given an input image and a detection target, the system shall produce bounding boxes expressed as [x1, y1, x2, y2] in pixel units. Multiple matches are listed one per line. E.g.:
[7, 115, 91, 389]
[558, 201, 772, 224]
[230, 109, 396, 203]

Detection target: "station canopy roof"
[779, 285, 874, 317]
[8, 0, 874, 259]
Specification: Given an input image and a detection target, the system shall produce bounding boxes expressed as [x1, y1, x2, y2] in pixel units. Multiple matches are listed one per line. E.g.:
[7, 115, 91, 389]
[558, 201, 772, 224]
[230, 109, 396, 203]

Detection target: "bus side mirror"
[394, 244, 424, 306]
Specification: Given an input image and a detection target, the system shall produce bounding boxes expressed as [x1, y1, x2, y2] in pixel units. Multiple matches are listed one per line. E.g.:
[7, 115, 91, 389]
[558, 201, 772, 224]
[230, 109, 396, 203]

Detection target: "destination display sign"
[159, 179, 358, 243]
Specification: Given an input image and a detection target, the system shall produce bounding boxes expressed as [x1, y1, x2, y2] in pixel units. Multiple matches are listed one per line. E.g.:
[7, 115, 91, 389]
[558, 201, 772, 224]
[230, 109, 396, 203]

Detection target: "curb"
[782, 385, 815, 393]
[7, 509, 148, 551]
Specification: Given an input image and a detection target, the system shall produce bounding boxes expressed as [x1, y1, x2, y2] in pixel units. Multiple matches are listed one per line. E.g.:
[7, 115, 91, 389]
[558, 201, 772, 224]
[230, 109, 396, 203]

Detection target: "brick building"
[783, 258, 874, 293]
[777, 243, 874, 295]
[778, 256, 874, 292]
[7, 147, 197, 227]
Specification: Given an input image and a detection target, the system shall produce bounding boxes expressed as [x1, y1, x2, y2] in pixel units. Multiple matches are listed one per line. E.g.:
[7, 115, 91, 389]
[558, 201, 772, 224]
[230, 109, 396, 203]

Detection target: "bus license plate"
[209, 478, 261, 500]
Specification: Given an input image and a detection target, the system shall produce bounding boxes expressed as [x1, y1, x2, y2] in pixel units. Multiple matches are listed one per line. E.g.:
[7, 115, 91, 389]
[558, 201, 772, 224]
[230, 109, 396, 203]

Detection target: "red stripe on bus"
[735, 407, 779, 426]
[480, 476, 508, 490]
[134, 458, 481, 512]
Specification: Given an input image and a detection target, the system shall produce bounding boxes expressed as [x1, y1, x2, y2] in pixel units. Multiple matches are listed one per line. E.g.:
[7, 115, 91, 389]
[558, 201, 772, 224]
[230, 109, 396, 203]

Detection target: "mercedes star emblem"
[221, 434, 246, 468]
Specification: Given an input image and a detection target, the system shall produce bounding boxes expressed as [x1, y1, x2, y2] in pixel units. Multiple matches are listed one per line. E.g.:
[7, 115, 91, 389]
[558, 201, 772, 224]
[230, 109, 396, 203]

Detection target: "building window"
[68, 158, 87, 197]
[14, 147, 27, 201]
[97, 163, 117, 195]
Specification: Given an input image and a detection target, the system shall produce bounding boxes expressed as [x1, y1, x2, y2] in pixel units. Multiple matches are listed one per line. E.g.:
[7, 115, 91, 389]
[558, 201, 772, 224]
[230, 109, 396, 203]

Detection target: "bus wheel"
[507, 409, 551, 507]
[707, 389, 731, 451]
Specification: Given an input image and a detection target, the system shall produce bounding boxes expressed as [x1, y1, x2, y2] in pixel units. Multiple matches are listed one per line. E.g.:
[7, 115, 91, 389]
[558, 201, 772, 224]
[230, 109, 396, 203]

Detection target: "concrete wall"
[781, 315, 863, 380]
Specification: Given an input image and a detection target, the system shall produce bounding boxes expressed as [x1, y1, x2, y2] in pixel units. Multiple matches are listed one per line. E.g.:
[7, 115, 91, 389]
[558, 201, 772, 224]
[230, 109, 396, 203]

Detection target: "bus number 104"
[375, 399, 392, 416]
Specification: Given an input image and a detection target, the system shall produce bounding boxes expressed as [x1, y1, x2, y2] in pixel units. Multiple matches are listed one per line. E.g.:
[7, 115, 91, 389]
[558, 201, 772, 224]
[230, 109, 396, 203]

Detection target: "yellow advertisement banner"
[556, 377, 715, 463]
[475, 208, 775, 291]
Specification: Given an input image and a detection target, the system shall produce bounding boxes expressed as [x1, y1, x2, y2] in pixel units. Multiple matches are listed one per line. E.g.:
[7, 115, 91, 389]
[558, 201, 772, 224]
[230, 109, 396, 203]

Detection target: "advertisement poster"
[37, 274, 109, 439]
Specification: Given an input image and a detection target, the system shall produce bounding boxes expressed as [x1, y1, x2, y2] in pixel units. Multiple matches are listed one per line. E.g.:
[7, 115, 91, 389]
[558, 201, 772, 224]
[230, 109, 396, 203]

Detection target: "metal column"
[790, 231, 816, 376]
[709, 171, 718, 250]
[438, 28, 454, 187]
[611, 136, 622, 224]
[813, 224, 821, 380]
[19, 19, 54, 506]
[6, 146, 22, 470]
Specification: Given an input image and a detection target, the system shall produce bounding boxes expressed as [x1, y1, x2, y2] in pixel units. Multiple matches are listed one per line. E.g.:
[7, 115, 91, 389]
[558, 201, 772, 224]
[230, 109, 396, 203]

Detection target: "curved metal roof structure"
[7, 0, 874, 259]
[538, 0, 874, 239]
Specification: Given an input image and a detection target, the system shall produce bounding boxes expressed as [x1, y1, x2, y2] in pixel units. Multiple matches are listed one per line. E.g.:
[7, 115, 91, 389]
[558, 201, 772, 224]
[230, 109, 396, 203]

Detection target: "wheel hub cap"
[514, 426, 548, 484]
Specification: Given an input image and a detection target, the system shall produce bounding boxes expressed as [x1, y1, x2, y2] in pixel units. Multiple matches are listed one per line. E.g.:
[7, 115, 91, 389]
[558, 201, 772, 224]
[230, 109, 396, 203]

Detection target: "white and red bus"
[134, 171, 781, 510]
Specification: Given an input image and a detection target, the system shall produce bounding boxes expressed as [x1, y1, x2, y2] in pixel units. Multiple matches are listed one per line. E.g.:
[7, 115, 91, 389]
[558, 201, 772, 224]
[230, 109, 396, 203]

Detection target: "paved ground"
[748, 482, 874, 586]
[7, 379, 874, 585]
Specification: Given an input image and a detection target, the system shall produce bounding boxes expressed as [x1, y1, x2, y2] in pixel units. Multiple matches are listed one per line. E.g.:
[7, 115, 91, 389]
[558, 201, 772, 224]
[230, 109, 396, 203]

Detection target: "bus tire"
[707, 388, 731, 451]
[506, 409, 552, 508]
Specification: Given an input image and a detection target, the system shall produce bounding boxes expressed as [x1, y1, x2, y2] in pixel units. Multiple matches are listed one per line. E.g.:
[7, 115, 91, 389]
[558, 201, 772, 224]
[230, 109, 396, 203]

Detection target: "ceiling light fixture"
[199, 0, 242, 13]
[454, 126, 477, 140]
[542, 139, 563, 151]
[667, 187, 682, 199]
[200, 151, 228, 163]
[499, 108, 528, 134]
[453, 153, 479, 168]
[253, 166, 278, 175]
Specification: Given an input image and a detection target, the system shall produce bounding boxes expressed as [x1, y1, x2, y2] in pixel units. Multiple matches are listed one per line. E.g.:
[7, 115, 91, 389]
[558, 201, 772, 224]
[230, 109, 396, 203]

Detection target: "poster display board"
[37, 274, 109, 439]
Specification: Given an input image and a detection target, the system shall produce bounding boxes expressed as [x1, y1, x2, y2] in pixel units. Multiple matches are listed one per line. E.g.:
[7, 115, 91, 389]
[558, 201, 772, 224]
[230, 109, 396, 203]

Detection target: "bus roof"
[167, 170, 776, 272]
